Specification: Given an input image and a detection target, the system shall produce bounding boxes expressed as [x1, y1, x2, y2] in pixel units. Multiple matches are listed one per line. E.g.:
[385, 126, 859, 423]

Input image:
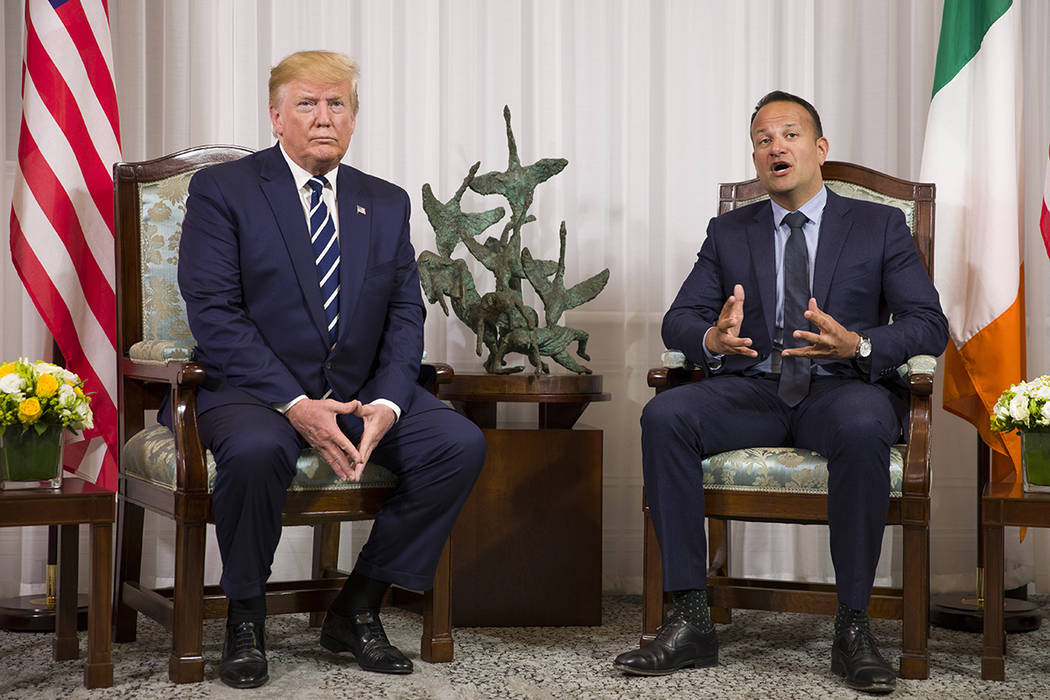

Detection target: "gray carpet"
[0, 595, 1046, 699]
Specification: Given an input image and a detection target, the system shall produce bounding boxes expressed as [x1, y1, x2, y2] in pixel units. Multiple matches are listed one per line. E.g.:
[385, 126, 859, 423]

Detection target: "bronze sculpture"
[418, 107, 609, 374]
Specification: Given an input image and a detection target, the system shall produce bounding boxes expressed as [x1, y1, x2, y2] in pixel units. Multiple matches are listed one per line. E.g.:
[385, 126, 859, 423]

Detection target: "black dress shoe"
[831, 622, 896, 693]
[320, 609, 413, 674]
[219, 621, 268, 689]
[613, 616, 718, 676]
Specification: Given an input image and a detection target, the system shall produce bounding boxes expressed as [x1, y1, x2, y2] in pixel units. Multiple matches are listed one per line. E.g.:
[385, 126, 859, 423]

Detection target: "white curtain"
[2, 0, 1050, 598]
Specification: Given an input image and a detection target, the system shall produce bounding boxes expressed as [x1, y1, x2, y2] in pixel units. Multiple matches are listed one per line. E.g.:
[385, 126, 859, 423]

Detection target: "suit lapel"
[335, 165, 372, 346]
[258, 145, 330, 344]
[746, 203, 777, 341]
[812, 188, 851, 309]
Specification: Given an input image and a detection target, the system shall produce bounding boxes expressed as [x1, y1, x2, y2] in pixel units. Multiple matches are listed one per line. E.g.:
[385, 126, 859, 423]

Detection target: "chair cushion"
[122, 424, 397, 492]
[703, 445, 905, 496]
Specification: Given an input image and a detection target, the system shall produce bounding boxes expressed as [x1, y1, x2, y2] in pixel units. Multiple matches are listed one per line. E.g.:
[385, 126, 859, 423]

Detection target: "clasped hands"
[705, 283, 860, 360]
[286, 398, 396, 482]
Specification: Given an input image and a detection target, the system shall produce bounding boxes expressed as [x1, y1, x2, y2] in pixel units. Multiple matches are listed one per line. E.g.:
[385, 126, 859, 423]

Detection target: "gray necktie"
[778, 211, 811, 406]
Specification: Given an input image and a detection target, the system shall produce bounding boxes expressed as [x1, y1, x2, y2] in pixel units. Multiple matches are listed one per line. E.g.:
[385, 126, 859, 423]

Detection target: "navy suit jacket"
[662, 188, 949, 387]
[174, 144, 425, 419]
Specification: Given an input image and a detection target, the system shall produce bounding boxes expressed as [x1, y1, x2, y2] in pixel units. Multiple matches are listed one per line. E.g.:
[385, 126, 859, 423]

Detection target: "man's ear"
[269, 105, 282, 139]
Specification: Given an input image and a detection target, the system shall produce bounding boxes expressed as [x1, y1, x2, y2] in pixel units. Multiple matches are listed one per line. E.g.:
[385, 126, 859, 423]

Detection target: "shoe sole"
[320, 632, 414, 675]
[831, 656, 896, 694]
[614, 655, 718, 676]
[219, 672, 269, 689]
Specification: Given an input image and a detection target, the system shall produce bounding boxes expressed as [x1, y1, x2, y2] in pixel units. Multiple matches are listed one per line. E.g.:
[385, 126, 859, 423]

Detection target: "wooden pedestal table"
[440, 373, 610, 627]
[0, 477, 115, 688]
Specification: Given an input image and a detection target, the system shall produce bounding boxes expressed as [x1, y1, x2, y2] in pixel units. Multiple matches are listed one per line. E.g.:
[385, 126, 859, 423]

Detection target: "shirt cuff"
[274, 394, 308, 414]
[274, 395, 401, 422]
[370, 398, 402, 422]
[701, 327, 725, 371]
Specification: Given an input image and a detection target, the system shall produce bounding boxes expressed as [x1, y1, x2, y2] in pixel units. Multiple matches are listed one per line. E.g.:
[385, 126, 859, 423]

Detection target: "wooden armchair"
[641, 162, 936, 680]
[113, 145, 454, 683]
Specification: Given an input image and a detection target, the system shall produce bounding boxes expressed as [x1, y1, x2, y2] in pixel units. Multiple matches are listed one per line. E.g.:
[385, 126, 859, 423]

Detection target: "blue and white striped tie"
[307, 176, 340, 346]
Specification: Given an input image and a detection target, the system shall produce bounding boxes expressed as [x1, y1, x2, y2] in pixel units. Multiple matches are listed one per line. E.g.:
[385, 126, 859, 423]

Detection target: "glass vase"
[1021, 430, 1050, 493]
[0, 424, 64, 490]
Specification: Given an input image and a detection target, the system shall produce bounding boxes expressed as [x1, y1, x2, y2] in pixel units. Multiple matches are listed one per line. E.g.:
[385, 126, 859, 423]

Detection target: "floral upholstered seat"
[660, 350, 938, 498]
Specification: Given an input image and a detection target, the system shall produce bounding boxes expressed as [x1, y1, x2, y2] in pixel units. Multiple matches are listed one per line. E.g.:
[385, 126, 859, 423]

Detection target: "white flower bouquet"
[990, 375, 1050, 433]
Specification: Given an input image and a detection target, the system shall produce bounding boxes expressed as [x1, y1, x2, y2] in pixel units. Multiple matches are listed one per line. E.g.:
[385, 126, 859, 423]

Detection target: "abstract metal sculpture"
[418, 107, 609, 374]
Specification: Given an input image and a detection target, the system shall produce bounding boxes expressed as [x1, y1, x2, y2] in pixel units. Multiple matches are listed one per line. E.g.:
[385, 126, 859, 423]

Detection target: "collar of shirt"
[770, 185, 827, 231]
[278, 141, 340, 215]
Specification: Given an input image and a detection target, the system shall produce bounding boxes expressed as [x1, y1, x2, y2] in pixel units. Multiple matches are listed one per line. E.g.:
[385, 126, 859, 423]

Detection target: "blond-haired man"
[168, 50, 485, 688]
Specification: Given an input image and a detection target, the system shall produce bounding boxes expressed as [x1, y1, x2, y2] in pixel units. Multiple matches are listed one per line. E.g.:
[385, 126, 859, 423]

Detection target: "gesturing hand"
[781, 298, 862, 360]
[705, 284, 758, 357]
[286, 398, 363, 482]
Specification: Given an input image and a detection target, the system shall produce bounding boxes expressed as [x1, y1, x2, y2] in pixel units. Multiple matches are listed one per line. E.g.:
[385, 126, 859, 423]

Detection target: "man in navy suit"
[176, 50, 485, 688]
[613, 92, 948, 693]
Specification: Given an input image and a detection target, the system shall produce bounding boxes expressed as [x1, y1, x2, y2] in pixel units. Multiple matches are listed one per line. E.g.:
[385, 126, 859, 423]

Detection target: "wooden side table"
[441, 373, 610, 626]
[982, 480, 1049, 681]
[0, 477, 115, 688]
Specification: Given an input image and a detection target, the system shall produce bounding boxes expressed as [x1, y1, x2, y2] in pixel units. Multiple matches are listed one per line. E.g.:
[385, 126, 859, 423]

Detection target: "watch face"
[859, 337, 872, 358]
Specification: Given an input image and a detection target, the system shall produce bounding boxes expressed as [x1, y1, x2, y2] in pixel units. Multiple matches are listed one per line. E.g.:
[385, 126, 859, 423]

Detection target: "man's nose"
[314, 102, 332, 124]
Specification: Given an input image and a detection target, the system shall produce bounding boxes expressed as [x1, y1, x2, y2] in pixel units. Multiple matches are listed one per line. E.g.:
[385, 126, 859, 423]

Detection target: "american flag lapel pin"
[357, 204, 367, 215]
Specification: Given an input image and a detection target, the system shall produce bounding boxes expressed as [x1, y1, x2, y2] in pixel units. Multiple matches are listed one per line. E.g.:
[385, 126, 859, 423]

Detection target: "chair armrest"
[900, 355, 937, 500]
[418, 362, 454, 395]
[648, 349, 706, 392]
[897, 354, 936, 397]
[120, 355, 209, 493]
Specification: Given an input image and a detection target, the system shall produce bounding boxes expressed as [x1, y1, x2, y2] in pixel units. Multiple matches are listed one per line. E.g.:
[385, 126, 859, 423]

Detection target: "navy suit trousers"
[641, 374, 902, 609]
[199, 387, 485, 600]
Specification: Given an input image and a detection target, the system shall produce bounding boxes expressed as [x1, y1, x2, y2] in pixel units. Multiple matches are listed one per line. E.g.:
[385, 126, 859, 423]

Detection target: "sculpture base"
[930, 589, 1040, 634]
[0, 594, 89, 632]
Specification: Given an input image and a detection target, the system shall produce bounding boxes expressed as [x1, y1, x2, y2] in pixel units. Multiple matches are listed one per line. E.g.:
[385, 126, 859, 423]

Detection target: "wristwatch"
[854, 332, 872, 361]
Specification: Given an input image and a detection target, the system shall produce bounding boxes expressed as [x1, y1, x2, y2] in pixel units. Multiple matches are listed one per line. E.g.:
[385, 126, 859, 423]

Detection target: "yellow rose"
[18, 397, 42, 423]
[74, 386, 84, 397]
[36, 374, 59, 397]
[0, 362, 15, 377]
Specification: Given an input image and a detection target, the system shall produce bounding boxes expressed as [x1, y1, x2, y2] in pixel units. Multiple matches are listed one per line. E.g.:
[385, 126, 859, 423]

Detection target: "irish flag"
[920, 0, 1023, 483]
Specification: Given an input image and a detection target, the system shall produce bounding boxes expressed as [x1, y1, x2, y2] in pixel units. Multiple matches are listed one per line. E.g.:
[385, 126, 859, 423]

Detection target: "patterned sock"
[835, 602, 870, 636]
[671, 589, 714, 633]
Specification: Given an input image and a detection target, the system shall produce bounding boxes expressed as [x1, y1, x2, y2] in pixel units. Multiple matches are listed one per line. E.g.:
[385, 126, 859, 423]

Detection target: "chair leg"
[982, 521, 1006, 681]
[707, 517, 732, 625]
[898, 521, 929, 679]
[113, 499, 144, 643]
[310, 522, 341, 627]
[169, 519, 206, 684]
[421, 538, 453, 662]
[641, 493, 664, 646]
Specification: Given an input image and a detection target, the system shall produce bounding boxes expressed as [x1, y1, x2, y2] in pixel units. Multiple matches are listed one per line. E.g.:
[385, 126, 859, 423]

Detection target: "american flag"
[8, 0, 120, 490]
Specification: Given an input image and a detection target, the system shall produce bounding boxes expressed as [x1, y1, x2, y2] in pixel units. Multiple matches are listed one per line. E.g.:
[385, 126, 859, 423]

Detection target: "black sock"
[227, 595, 266, 627]
[331, 570, 390, 615]
[835, 602, 870, 636]
[671, 589, 714, 633]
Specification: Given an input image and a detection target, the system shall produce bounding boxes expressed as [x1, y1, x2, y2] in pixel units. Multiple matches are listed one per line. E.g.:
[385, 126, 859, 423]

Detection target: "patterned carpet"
[0, 595, 1046, 699]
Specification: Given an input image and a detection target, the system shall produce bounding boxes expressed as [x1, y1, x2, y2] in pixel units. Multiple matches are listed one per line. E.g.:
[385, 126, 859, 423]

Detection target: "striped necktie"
[778, 210, 811, 406]
[307, 176, 340, 345]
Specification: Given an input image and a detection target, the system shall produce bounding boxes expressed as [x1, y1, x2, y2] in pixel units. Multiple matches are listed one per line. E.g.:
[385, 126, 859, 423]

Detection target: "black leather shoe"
[613, 616, 718, 676]
[831, 623, 896, 693]
[320, 609, 413, 674]
[219, 621, 268, 689]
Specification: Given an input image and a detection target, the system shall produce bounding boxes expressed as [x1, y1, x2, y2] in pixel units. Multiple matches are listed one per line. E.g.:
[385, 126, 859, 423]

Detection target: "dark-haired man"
[613, 91, 948, 694]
